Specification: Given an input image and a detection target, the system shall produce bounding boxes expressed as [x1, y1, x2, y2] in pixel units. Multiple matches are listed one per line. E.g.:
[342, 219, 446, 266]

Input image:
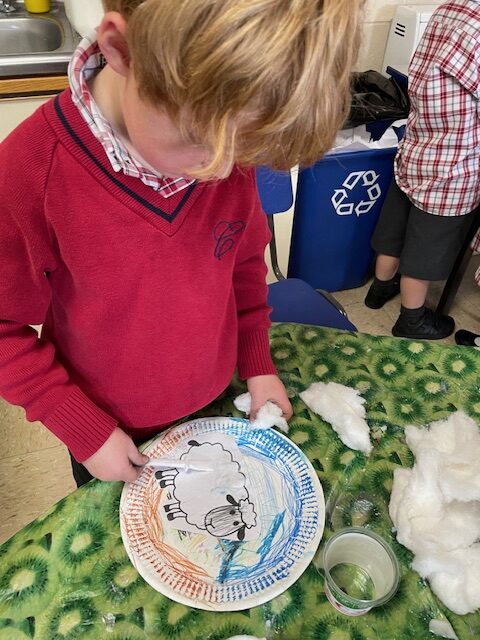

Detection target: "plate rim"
[120, 416, 325, 611]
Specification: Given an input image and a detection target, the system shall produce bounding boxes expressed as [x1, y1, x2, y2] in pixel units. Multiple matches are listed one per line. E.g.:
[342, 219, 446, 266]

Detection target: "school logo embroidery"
[213, 221, 245, 259]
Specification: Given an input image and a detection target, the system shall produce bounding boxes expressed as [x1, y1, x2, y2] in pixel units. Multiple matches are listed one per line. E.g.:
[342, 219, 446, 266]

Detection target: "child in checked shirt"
[365, 0, 480, 340]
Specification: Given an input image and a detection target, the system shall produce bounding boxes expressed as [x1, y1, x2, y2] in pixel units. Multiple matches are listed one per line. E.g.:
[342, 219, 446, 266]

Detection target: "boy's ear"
[96, 12, 131, 77]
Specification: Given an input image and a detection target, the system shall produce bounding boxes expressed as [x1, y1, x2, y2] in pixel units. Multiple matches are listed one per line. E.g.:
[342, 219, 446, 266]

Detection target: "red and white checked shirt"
[68, 34, 195, 198]
[394, 0, 480, 284]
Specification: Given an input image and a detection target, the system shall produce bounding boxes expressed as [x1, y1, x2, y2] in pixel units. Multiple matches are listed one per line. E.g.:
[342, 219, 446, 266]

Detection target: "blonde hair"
[103, 0, 364, 178]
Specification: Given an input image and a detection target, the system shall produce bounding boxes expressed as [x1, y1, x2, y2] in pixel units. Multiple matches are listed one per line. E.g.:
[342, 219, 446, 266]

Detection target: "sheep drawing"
[155, 440, 257, 541]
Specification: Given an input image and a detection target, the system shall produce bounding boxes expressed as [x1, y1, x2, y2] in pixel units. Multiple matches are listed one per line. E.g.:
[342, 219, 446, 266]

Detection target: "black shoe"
[392, 307, 455, 340]
[364, 275, 401, 309]
[454, 329, 480, 347]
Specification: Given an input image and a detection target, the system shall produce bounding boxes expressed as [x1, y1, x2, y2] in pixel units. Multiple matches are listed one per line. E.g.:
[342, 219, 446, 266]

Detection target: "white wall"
[0, 98, 48, 143]
[357, 0, 441, 71]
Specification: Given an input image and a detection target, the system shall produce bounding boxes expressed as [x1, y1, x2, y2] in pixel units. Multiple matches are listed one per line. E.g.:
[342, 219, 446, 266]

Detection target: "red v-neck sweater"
[0, 90, 276, 461]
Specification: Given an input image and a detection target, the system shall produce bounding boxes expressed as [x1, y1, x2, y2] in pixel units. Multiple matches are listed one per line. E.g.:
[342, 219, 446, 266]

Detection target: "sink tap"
[0, 0, 16, 13]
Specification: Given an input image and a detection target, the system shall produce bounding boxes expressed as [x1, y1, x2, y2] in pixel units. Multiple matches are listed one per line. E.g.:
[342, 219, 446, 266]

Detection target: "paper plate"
[120, 417, 325, 611]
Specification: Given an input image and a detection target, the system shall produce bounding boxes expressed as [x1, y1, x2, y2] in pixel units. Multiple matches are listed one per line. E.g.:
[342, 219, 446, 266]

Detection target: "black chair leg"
[436, 249, 474, 315]
[267, 215, 286, 281]
[316, 288, 348, 317]
[436, 207, 480, 315]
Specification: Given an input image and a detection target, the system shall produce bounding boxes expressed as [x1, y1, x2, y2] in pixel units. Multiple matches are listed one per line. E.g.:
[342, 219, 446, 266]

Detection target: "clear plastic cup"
[322, 527, 400, 616]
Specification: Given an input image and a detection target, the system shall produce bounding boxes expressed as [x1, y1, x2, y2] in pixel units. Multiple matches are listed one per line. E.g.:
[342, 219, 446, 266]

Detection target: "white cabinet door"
[0, 97, 49, 142]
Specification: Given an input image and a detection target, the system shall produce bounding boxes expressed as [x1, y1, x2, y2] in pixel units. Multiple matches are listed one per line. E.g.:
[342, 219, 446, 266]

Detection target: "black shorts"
[371, 181, 477, 280]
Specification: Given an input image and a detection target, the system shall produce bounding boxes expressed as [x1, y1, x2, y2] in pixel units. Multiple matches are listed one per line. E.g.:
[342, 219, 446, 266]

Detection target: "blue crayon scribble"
[256, 511, 285, 557]
[216, 511, 289, 583]
[217, 540, 243, 583]
[214, 423, 319, 588]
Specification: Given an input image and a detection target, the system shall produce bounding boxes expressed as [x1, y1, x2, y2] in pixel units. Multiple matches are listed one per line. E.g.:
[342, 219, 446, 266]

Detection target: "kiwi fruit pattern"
[0, 324, 479, 639]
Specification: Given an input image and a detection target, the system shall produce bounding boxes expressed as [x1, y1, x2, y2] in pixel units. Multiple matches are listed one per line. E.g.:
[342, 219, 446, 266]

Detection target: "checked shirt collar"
[68, 33, 195, 197]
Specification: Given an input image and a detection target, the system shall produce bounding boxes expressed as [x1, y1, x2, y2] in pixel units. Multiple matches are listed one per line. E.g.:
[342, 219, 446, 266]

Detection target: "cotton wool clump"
[428, 619, 459, 640]
[233, 392, 289, 433]
[299, 381, 372, 454]
[389, 411, 480, 615]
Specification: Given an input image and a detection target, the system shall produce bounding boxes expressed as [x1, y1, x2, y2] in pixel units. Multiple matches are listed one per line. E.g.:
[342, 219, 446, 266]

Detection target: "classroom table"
[0, 324, 479, 640]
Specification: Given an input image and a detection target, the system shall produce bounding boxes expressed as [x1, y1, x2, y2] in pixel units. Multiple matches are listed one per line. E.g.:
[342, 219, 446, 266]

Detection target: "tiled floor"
[334, 255, 480, 343]
[0, 255, 478, 545]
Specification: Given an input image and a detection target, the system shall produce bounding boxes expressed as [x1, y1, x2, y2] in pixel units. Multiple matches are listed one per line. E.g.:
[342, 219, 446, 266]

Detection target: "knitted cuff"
[237, 328, 277, 380]
[44, 387, 118, 462]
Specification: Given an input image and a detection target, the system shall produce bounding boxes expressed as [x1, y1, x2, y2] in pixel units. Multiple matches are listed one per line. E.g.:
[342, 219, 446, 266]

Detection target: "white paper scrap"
[327, 119, 407, 154]
[299, 381, 372, 454]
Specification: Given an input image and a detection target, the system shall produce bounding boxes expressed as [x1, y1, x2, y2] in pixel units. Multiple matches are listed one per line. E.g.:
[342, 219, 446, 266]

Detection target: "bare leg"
[375, 254, 400, 281]
[400, 276, 429, 309]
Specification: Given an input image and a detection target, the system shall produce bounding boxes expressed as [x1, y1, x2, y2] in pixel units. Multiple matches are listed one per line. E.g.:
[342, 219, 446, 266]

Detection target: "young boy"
[0, 0, 363, 485]
[364, 0, 480, 340]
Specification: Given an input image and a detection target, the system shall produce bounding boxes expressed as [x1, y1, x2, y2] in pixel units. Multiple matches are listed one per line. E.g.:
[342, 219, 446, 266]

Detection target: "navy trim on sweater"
[53, 95, 196, 223]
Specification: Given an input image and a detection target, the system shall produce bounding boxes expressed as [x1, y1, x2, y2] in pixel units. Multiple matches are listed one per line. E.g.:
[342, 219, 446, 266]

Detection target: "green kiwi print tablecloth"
[1, 324, 479, 640]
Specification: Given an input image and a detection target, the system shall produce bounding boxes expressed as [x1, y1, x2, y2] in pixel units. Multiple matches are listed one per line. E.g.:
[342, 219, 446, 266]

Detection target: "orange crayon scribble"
[141, 473, 210, 583]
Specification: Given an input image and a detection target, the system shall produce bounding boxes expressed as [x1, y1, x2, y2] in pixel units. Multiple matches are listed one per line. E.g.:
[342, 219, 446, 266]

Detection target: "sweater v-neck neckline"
[46, 91, 206, 236]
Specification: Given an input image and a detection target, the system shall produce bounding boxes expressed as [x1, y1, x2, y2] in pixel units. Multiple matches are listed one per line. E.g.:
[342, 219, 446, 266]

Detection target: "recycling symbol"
[331, 170, 382, 217]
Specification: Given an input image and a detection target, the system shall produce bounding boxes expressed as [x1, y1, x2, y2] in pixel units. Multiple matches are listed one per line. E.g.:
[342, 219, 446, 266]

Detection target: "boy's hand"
[246, 374, 293, 422]
[83, 427, 149, 483]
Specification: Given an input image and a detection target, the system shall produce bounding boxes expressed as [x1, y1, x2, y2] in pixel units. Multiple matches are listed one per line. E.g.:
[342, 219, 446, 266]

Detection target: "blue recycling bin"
[287, 145, 397, 291]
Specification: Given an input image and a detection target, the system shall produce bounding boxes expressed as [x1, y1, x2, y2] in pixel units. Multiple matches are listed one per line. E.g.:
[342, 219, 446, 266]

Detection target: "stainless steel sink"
[0, 17, 63, 54]
[0, 1, 80, 77]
